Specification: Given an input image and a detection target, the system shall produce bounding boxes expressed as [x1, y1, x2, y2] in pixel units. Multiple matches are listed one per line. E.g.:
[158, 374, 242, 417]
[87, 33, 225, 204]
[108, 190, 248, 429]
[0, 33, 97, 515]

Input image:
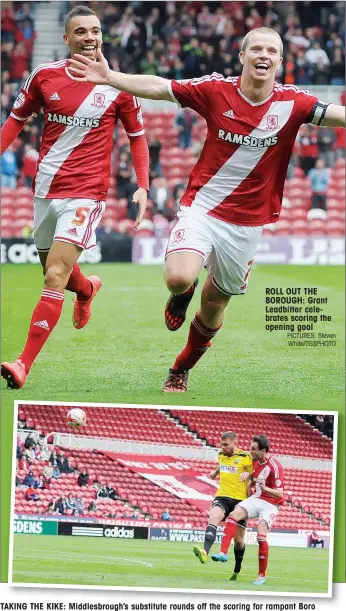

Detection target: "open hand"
[69, 47, 110, 85]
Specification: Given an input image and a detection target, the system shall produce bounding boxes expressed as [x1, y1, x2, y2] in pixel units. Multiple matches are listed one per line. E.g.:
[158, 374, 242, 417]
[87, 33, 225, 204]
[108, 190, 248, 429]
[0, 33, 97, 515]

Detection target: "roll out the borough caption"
[264, 287, 336, 347]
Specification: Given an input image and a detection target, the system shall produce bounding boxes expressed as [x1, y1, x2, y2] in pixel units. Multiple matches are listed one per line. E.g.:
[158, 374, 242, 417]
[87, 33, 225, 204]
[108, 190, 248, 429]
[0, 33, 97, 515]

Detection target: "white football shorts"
[166, 206, 263, 295]
[34, 197, 105, 251]
[237, 495, 279, 529]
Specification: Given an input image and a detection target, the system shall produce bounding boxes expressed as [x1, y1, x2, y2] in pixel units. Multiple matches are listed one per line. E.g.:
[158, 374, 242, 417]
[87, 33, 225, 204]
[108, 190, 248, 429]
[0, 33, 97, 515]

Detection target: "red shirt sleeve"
[168, 74, 222, 117]
[10, 70, 43, 121]
[294, 89, 330, 126]
[117, 92, 145, 138]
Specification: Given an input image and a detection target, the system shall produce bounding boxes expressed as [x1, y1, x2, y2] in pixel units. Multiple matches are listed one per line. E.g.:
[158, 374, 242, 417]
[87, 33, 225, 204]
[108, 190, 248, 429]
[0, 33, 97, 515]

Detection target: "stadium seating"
[67, 449, 207, 522]
[15, 447, 331, 530]
[15, 406, 333, 528]
[15, 470, 138, 520]
[1, 116, 344, 237]
[168, 410, 333, 459]
[18, 404, 333, 459]
[18, 404, 203, 446]
[284, 468, 332, 521]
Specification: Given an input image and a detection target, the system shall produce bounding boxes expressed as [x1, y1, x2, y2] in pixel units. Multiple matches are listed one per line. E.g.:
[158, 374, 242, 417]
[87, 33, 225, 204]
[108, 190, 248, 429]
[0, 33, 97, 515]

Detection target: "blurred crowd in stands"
[16, 415, 147, 518]
[60, 1, 345, 86]
[1, 2, 41, 192]
[301, 414, 334, 440]
[1, 1, 345, 237]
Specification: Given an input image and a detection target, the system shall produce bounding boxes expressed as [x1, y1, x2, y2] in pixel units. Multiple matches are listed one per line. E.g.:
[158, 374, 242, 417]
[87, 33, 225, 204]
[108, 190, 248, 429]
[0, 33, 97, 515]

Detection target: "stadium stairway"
[32, 1, 66, 66]
[160, 409, 208, 446]
[285, 499, 329, 528]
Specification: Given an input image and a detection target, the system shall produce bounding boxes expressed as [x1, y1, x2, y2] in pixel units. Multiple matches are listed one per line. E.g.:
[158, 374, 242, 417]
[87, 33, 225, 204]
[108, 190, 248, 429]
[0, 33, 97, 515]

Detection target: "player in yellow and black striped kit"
[193, 431, 253, 580]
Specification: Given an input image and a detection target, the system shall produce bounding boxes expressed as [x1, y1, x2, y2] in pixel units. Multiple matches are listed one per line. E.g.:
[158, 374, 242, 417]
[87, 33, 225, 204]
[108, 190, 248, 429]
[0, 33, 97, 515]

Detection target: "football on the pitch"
[67, 408, 86, 429]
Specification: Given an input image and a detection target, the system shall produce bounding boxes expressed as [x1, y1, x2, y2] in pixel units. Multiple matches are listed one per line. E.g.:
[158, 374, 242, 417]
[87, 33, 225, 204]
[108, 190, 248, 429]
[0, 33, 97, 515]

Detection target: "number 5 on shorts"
[72, 207, 90, 226]
[240, 260, 253, 290]
[244, 260, 253, 283]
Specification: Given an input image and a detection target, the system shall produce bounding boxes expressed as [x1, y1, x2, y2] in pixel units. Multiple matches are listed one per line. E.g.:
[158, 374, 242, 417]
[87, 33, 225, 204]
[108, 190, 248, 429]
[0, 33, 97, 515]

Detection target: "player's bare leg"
[38, 250, 100, 330]
[164, 252, 203, 331]
[193, 505, 225, 564]
[1, 241, 81, 389]
[163, 276, 230, 392]
[253, 521, 270, 585]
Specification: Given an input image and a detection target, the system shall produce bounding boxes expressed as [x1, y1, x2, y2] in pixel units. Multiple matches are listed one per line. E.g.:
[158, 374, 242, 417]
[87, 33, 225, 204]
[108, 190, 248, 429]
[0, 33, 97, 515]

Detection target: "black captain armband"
[307, 101, 330, 126]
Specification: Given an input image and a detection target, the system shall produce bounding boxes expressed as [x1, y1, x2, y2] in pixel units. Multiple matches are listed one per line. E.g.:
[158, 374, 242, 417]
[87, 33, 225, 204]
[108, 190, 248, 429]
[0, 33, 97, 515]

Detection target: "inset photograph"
[10, 402, 336, 596]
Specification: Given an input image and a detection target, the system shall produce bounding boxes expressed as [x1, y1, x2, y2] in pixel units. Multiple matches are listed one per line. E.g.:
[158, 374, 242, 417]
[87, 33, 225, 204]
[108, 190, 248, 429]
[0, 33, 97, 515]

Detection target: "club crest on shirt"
[174, 229, 185, 243]
[266, 114, 279, 130]
[14, 92, 25, 109]
[92, 93, 106, 108]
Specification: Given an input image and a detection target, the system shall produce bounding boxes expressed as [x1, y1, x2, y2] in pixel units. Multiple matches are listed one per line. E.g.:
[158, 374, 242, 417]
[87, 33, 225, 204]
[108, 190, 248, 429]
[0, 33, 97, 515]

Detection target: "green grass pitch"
[1, 263, 344, 409]
[1, 263, 344, 584]
[12, 535, 330, 593]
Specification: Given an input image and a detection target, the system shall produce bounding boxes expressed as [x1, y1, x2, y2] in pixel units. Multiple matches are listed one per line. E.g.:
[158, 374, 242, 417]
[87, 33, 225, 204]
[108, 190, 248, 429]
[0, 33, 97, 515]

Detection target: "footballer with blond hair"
[70, 27, 345, 392]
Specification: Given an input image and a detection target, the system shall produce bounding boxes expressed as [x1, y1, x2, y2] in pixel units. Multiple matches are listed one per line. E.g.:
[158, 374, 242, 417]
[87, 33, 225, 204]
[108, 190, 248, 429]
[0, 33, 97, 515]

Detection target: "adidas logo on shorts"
[67, 227, 78, 236]
[49, 92, 60, 100]
[33, 320, 50, 330]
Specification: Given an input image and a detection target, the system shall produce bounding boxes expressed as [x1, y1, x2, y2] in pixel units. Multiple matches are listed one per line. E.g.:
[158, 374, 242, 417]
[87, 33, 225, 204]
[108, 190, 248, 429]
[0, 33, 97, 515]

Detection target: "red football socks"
[220, 519, 236, 554]
[221, 518, 238, 554]
[257, 534, 269, 576]
[173, 314, 222, 371]
[65, 263, 92, 300]
[19, 288, 64, 373]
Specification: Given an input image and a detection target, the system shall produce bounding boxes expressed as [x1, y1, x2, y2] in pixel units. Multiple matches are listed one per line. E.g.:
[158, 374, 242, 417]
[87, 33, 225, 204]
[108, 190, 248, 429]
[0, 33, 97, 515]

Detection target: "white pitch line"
[14, 551, 153, 568]
[12, 570, 124, 581]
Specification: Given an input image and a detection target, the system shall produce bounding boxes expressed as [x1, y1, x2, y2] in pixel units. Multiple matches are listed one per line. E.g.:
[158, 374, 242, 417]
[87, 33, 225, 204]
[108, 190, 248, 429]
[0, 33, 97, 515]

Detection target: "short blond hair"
[241, 27, 283, 56]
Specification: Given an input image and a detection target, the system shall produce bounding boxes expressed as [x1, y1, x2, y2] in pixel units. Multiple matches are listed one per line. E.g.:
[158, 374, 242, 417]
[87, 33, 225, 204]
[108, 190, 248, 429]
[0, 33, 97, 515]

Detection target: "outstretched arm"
[69, 49, 172, 101]
[107, 73, 172, 101]
[321, 104, 345, 128]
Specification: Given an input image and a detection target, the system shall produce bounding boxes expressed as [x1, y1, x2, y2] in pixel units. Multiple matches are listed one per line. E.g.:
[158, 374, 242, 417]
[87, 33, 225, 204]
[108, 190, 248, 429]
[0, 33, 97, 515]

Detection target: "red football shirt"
[253, 456, 284, 505]
[168, 74, 326, 226]
[11, 59, 145, 199]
